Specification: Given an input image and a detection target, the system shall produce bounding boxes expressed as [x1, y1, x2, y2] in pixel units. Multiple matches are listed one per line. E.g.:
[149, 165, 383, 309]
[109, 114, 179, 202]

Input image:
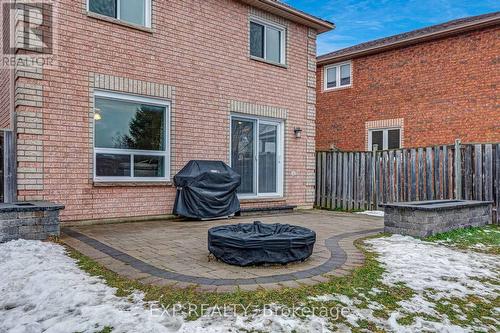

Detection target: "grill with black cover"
[173, 160, 241, 219]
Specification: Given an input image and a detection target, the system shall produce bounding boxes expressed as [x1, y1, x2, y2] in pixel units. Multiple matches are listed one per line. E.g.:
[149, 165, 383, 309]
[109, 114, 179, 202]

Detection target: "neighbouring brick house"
[316, 12, 500, 152]
[0, 0, 333, 222]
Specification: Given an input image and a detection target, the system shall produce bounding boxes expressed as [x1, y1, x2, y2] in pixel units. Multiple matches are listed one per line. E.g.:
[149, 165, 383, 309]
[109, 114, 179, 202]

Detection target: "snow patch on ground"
[368, 287, 382, 296]
[312, 235, 500, 332]
[397, 295, 437, 317]
[386, 313, 466, 333]
[0, 240, 332, 333]
[317, 293, 467, 333]
[309, 294, 354, 306]
[0, 240, 179, 333]
[180, 311, 331, 333]
[2, 234, 498, 333]
[355, 210, 385, 217]
[366, 235, 500, 301]
[434, 228, 499, 252]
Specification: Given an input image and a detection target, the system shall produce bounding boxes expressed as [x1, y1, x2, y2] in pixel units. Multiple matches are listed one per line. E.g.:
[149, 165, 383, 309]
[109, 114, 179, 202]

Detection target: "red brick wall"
[15, 0, 316, 221]
[316, 26, 500, 152]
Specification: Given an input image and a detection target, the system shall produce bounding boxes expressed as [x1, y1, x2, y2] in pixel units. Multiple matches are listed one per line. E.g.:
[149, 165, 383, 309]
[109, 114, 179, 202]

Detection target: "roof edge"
[238, 0, 335, 33]
[318, 14, 499, 65]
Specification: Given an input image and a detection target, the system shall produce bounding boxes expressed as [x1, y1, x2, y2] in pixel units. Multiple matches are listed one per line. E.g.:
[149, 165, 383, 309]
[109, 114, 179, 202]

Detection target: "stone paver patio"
[61, 210, 383, 292]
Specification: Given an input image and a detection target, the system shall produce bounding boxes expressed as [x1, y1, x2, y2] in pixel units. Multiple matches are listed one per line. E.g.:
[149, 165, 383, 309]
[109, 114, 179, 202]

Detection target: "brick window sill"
[86, 11, 153, 33]
[323, 85, 352, 93]
[250, 56, 288, 69]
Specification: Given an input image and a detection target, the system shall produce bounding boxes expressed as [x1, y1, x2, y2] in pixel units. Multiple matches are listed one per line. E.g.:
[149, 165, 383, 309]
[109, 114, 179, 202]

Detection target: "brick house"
[0, 0, 333, 222]
[316, 12, 500, 152]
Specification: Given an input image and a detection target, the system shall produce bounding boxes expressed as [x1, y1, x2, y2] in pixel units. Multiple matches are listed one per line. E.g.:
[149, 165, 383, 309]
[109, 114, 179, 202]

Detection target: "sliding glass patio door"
[231, 116, 282, 197]
[231, 118, 255, 195]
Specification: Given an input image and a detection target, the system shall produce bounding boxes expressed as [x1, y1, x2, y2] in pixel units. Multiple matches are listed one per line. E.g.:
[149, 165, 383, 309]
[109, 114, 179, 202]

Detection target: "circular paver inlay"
[63, 227, 382, 286]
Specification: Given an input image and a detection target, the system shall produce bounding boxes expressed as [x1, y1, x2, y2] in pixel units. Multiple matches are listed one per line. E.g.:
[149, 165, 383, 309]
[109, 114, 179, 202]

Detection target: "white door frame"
[229, 114, 284, 198]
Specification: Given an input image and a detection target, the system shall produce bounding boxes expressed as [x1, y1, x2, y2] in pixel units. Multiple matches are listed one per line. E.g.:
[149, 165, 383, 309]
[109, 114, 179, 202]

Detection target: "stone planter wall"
[0, 202, 65, 243]
[384, 200, 492, 238]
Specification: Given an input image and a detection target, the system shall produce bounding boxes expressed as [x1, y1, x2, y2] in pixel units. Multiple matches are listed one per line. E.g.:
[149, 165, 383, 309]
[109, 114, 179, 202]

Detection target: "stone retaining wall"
[0, 202, 64, 243]
[384, 200, 492, 238]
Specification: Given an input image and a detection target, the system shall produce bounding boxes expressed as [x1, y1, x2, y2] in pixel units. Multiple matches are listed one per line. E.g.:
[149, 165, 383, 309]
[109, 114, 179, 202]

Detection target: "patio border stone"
[62, 227, 383, 290]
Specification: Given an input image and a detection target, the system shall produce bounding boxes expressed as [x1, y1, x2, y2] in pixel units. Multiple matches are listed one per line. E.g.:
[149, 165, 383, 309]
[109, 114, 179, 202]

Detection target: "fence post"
[454, 139, 462, 200]
[371, 144, 378, 209]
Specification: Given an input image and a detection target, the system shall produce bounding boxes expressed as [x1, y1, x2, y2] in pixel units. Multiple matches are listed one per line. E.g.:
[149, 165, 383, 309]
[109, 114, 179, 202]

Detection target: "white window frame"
[229, 114, 284, 199]
[87, 0, 152, 28]
[93, 90, 170, 182]
[368, 127, 402, 150]
[323, 61, 352, 91]
[249, 17, 286, 65]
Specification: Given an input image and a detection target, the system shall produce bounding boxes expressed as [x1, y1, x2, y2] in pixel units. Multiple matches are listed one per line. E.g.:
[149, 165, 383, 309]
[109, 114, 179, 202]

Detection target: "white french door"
[230, 115, 283, 198]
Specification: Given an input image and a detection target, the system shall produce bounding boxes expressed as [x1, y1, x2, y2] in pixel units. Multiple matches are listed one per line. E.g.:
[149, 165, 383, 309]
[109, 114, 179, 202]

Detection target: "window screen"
[371, 131, 383, 151]
[340, 64, 351, 86]
[120, 0, 145, 26]
[250, 22, 265, 58]
[89, 0, 148, 27]
[265, 27, 281, 63]
[326, 67, 337, 88]
[388, 129, 401, 149]
[89, 0, 116, 18]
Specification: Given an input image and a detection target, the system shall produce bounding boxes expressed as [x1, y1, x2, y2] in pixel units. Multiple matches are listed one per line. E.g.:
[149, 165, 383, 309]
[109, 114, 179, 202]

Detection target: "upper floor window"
[324, 61, 351, 90]
[368, 128, 401, 151]
[250, 18, 286, 65]
[88, 0, 151, 28]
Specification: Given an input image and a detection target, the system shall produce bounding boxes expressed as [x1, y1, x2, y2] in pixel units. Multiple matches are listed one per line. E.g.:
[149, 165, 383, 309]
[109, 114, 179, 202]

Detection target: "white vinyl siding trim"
[93, 90, 170, 182]
[249, 17, 286, 65]
[229, 114, 284, 198]
[324, 61, 352, 91]
[368, 127, 402, 151]
[87, 0, 152, 28]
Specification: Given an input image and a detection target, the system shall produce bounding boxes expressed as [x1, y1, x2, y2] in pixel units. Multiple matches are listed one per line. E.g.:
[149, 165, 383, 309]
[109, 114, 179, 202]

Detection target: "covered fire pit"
[208, 221, 316, 266]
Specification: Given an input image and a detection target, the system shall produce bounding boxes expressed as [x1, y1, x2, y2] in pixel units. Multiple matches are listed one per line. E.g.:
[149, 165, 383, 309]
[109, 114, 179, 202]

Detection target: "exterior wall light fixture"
[294, 127, 303, 139]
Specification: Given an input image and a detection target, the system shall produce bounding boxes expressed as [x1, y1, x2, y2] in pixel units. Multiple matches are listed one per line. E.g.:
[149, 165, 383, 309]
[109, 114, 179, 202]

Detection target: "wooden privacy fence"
[315, 140, 500, 223]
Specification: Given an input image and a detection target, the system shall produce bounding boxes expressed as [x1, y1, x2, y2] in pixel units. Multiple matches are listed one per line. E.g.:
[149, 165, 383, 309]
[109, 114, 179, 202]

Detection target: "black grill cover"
[208, 221, 316, 266]
[173, 160, 241, 219]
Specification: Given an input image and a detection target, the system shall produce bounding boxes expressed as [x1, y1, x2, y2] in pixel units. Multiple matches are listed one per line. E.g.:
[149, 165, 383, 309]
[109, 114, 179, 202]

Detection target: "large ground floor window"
[93, 91, 170, 182]
[230, 115, 283, 197]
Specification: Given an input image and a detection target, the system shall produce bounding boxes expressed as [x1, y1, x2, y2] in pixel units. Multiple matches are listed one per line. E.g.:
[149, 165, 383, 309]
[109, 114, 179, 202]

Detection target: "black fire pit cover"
[208, 221, 316, 266]
[173, 160, 241, 219]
